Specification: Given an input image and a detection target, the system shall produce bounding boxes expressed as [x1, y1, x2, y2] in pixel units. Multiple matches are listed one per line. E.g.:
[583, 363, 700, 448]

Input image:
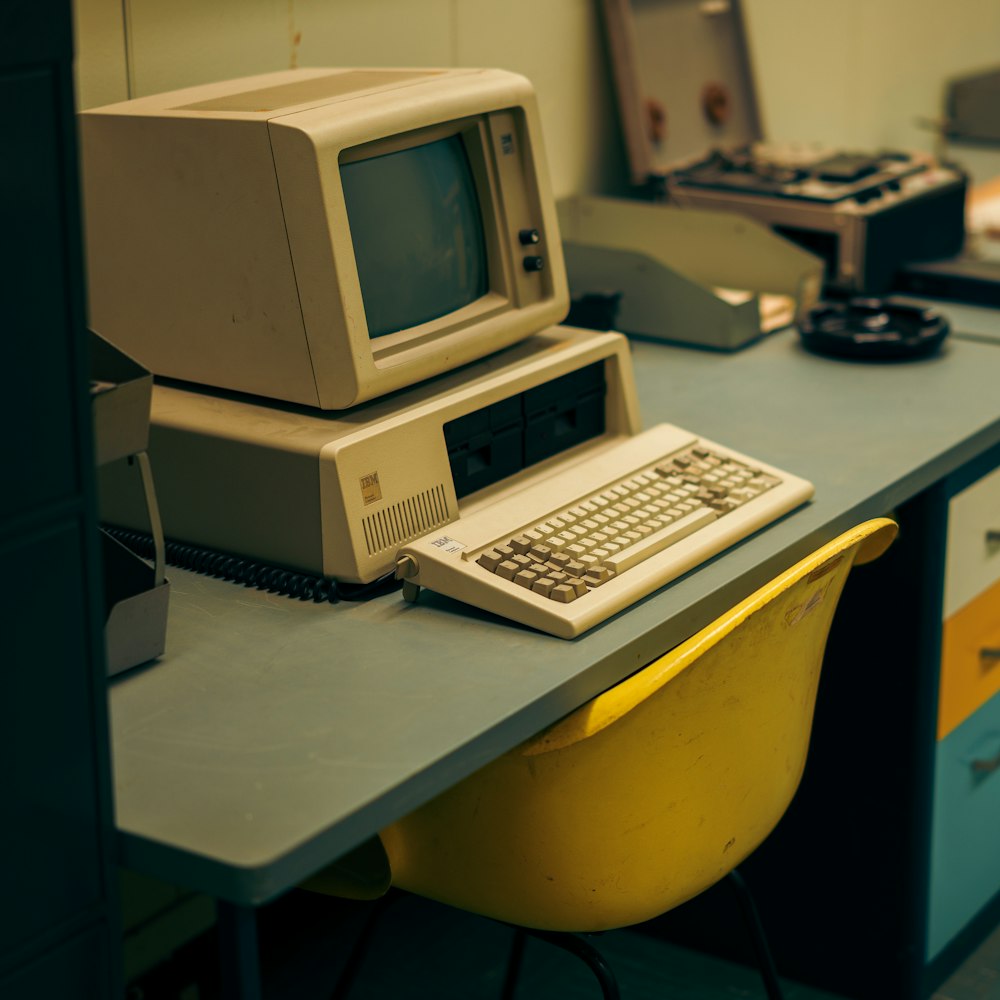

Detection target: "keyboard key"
[531, 577, 556, 598]
[710, 497, 742, 513]
[514, 570, 538, 588]
[510, 535, 532, 554]
[496, 560, 519, 580]
[550, 583, 578, 603]
[477, 550, 503, 571]
[604, 508, 717, 574]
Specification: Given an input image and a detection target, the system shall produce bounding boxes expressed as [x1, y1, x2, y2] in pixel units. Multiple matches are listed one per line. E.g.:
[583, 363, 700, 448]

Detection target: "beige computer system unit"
[80, 67, 568, 409]
[100, 327, 641, 586]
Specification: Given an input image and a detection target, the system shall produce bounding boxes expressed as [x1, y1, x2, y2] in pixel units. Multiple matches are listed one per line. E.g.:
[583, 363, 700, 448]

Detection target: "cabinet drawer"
[944, 463, 1000, 618]
[939, 577, 1000, 738]
[928, 688, 1000, 960]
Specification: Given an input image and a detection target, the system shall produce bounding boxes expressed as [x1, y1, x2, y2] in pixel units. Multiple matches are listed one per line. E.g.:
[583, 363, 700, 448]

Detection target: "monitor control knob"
[518, 228, 541, 246]
[522, 255, 545, 272]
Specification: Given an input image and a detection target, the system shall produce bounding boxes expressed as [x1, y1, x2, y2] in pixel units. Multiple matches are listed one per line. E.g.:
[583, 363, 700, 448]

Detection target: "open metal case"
[601, 0, 967, 295]
[91, 332, 169, 675]
[561, 0, 825, 352]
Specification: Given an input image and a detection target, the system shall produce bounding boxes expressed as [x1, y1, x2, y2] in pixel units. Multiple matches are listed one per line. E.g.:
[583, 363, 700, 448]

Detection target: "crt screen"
[341, 134, 489, 339]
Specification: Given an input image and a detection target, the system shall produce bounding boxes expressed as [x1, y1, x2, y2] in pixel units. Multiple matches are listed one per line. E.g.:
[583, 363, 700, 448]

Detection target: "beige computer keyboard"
[395, 423, 814, 638]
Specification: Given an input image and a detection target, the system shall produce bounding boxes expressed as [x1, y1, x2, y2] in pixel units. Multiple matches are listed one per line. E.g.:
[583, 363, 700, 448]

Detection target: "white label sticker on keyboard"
[428, 535, 466, 553]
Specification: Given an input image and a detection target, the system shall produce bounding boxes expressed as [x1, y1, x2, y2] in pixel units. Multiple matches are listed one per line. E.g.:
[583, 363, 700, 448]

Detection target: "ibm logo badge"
[500, 133, 515, 155]
[429, 536, 465, 554]
[360, 471, 382, 506]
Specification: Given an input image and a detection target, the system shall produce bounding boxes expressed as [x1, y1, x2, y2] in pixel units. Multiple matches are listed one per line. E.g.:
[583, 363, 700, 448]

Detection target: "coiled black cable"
[101, 526, 399, 603]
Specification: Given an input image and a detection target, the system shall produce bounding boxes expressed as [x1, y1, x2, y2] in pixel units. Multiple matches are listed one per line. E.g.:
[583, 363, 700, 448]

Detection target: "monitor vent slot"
[362, 485, 450, 556]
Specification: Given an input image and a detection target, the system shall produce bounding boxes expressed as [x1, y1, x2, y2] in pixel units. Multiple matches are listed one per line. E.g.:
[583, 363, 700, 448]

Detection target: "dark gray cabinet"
[0, 0, 118, 995]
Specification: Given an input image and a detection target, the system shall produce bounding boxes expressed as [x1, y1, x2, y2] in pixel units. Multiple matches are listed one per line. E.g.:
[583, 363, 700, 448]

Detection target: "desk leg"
[217, 901, 262, 1000]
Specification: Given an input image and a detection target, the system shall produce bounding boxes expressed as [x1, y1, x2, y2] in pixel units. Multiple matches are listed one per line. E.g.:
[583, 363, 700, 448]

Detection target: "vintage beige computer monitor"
[80, 67, 568, 409]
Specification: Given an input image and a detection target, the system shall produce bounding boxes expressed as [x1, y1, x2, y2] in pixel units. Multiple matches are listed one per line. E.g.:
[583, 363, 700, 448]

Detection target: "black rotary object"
[799, 298, 950, 360]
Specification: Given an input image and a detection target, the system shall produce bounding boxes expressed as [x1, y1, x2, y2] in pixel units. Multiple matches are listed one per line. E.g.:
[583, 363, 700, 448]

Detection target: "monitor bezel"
[337, 115, 512, 369]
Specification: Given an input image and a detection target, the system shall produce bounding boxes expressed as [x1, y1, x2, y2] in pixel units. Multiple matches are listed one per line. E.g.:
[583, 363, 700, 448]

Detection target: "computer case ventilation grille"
[362, 485, 451, 556]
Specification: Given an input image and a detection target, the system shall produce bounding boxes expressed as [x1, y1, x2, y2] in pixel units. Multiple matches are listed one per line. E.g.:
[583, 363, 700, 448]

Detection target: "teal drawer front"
[928, 687, 1000, 959]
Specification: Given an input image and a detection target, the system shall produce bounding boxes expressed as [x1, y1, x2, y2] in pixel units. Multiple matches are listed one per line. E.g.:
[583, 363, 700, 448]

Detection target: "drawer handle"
[971, 751, 1000, 775]
[982, 648, 1000, 668]
[988, 530, 1000, 548]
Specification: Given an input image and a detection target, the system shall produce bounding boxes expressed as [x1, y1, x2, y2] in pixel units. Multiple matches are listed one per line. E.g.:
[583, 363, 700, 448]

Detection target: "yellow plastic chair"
[308, 517, 897, 998]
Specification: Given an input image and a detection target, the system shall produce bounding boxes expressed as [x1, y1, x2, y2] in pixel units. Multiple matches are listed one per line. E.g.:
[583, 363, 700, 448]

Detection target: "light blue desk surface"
[109, 324, 1000, 905]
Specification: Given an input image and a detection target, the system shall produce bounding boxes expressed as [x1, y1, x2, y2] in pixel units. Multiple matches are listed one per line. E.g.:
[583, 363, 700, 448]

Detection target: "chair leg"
[329, 889, 401, 1000]
[500, 927, 527, 1000]
[726, 869, 785, 1000]
[519, 929, 621, 1000]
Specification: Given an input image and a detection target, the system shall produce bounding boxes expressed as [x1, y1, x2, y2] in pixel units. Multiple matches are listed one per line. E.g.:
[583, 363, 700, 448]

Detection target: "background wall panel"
[71, 0, 1000, 191]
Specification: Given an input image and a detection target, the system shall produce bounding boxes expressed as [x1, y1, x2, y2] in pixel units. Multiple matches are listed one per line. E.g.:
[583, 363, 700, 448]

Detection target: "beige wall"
[743, 0, 1000, 183]
[72, 0, 630, 200]
[73, 0, 1000, 198]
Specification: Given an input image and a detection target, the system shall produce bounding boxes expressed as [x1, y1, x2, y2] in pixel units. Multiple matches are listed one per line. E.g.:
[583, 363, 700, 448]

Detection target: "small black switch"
[522, 255, 545, 272]
[518, 228, 541, 246]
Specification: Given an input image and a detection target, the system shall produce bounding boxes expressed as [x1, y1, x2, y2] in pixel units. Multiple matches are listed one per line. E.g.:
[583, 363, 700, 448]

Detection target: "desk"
[110, 324, 1000, 997]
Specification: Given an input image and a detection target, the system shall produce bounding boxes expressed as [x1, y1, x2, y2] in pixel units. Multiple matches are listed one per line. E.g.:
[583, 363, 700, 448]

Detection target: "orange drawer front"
[939, 576, 1000, 740]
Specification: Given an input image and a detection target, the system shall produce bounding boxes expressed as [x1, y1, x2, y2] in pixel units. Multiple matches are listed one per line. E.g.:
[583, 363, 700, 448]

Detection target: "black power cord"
[102, 526, 400, 604]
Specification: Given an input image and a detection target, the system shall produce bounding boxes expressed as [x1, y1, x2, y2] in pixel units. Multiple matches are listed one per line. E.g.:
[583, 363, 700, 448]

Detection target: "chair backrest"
[378, 518, 897, 932]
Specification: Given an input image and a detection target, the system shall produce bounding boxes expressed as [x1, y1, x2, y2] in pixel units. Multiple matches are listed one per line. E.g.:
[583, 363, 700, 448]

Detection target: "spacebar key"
[604, 508, 718, 573]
